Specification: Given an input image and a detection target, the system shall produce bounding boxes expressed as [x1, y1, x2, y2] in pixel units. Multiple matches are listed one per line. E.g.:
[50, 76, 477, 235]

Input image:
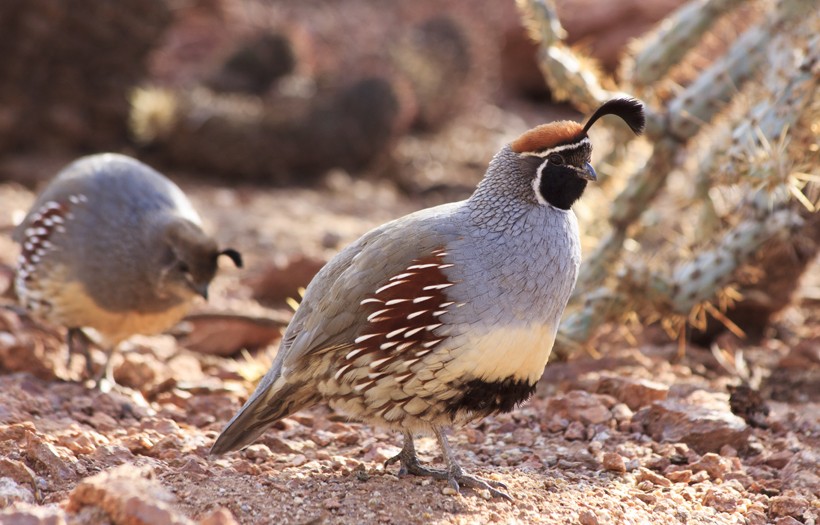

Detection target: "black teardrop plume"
[219, 248, 244, 268]
[583, 97, 645, 135]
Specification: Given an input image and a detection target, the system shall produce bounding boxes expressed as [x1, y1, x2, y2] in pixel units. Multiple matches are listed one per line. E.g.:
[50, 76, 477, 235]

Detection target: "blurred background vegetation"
[0, 0, 817, 369]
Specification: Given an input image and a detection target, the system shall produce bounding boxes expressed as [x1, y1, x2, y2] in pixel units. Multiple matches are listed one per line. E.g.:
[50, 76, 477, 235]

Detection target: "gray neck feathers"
[466, 146, 540, 232]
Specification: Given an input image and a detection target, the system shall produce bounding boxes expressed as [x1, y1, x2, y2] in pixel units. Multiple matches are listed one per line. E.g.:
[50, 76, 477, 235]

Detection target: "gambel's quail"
[14, 153, 243, 386]
[211, 99, 645, 498]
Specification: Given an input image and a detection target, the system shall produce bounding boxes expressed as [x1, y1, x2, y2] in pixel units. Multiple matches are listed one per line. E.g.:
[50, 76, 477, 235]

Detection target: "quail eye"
[178, 261, 190, 274]
[548, 153, 564, 165]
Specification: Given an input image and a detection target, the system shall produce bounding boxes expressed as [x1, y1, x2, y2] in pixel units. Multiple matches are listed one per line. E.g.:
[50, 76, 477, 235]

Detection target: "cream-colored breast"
[433, 324, 557, 385]
[30, 278, 192, 346]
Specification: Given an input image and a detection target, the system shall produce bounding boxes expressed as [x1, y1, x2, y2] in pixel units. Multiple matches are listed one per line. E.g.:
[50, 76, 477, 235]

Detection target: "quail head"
[14, 153, 243, 386]
[211, 99, 645, 498]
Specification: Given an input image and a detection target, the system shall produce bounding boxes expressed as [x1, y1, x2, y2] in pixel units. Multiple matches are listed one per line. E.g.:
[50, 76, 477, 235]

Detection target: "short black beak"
[580, 162, 597, 182]
[194, 283, 209, 300]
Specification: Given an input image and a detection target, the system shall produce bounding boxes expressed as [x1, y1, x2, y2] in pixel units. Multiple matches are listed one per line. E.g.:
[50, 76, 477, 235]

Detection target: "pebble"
[596, 376, 668, 411]
[441, 486, 457, 496]
[633, 400, 750, 454]
[602, 452, 626, 473]
[636, 467, 672, 488]
[689, 453, 733, 480]
[564, 421, 586, 441]
[665, 469, 692, 484]
[768, 494, 809, 519]
[546, 391, 612, 426]
[0, 477, 34, 506]
[578, 509, 598, 525]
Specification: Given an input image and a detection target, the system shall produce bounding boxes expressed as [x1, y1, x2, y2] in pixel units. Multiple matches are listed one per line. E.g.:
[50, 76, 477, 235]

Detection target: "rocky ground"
[0, 111, 818, 525]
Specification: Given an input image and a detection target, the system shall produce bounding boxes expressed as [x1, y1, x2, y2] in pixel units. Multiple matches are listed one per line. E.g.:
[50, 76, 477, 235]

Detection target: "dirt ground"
[0, 110, 818, 524]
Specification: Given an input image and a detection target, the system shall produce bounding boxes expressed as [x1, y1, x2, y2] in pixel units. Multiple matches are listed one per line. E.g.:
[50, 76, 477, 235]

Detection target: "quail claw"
[445, 465, 513, 501]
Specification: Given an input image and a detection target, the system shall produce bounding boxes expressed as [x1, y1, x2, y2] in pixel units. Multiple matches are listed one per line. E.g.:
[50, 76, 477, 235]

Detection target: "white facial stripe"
[518, 137, 591, 158]
[532, 159, 549, 206]
[531, 156, 590, 207]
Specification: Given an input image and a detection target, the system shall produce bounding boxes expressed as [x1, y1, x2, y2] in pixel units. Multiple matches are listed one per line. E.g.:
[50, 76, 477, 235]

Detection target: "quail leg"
[94, 347, 118, 393]
[385, 431, 448, 478]
[434, 428, 512, 501]
[67, 328, 95, 378]
[385, 430, 512, 500]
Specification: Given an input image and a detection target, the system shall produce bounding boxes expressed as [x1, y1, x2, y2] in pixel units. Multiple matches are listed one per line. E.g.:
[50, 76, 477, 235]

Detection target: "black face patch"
[518, 140, 593, 210]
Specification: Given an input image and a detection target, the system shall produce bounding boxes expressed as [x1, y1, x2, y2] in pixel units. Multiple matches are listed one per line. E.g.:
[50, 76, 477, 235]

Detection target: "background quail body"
[212, 99, 645, 498]
[14, 153, 242, 384]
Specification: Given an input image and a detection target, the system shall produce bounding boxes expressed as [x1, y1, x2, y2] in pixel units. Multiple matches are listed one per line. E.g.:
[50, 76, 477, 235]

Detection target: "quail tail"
[210, 378, 317, 455]
[385, 429, 512, 501]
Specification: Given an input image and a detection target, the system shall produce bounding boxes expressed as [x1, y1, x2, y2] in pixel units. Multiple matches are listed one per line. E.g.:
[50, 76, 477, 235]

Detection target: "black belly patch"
[447, 377, 538, 417]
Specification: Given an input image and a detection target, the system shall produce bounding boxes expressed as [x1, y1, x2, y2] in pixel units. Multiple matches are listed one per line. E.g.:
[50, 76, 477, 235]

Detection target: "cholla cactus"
[518, 0, 819, 355]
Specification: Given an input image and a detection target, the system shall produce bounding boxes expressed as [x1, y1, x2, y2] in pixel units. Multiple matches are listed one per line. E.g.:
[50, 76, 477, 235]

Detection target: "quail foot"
[211, 98, 645, 499]
[14, 153, 243, 390]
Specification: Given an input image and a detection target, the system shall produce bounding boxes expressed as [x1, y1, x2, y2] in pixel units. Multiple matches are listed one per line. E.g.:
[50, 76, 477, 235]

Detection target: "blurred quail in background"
[14, 153, 243, 388]
[211, 99, 645, 499]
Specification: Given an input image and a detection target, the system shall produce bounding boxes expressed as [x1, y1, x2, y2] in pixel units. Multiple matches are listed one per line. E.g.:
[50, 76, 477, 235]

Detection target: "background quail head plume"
[211, 98, 645, 499]
[13, 153, 243, 388]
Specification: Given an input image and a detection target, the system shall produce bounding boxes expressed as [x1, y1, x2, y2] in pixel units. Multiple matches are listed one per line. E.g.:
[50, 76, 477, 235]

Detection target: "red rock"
[769, 495, 810, 519]
[781, 450, 820, 491]
[745, 510, 768, 525]
[632, 400, 750, 454]
[0, 458, 39, 494]
[596, 376, 668, 411]
[247, 254, 326, 307]
[25, 435, 77, 482]
[198, 507, 239, 525]
[774, 517, 802, 525]
[665, 469, 692, 483]
[764, 450, 793, 469]
[0, 422, 36, 442]
[564, 421, 586, 441]
[0, 502, 67, 524]
[689, 453, 733, 480]
[0, 476, 35, 507]
[636, 467, 672, 487]
[66, 464, 194, 525]
[602, 452, 626, 473]
[243, 444, 273, 461]
[545, 391, 612, 426]
[702, 487, 739, 513]
[577, 509, 599, 525]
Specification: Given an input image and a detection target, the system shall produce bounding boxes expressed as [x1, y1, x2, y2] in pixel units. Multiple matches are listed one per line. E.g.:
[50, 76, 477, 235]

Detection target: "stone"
[66, 464, 194, 525]
[596, 376, 668, 411]
[0, 458, 39, 492]
[602, 452, 626, 473]
[769, 495, 809, 519]
[199, 508, 240, 525]
[0, 502, 67, 524]
[745, 510, 768, 525]
[0, 476, 34, 507]
[664, 469, 692, 484]
[702, 487, 739, 513]
[632, 400, 750, 454]
[578, 509, 599, 525]
[781, 450, 820, 491]
[243, 444, 273, 461]
[636, 467, 672, 487]
[564, 421, 586, 440]
[689, 453, 733, 480]
[545, 391, 612, 426]
[26, 436, 77, 482]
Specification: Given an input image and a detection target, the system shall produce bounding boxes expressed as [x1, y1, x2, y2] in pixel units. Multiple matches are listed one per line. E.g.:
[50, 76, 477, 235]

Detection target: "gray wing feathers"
[210, 202, 464, 454]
